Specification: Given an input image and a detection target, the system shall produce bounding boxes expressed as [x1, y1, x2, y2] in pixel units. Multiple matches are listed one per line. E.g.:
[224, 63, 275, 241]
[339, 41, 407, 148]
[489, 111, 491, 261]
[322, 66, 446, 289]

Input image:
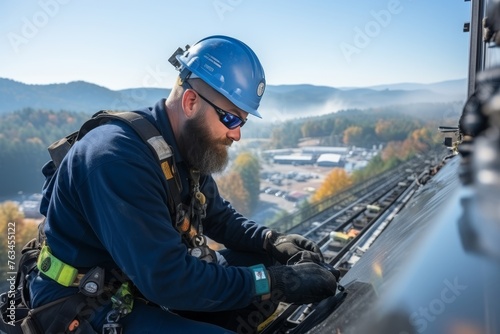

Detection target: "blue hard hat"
[173, 35, 266, 118]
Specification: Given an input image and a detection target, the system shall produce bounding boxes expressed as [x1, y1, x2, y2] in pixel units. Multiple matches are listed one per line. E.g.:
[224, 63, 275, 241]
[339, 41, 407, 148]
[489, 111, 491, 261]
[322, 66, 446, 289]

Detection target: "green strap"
[37, 244, 79, 287]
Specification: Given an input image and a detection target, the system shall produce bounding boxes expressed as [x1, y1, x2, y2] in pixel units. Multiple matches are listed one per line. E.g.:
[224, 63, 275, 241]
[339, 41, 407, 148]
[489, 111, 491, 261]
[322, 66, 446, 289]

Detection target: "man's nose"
[227, 127, 241, 141]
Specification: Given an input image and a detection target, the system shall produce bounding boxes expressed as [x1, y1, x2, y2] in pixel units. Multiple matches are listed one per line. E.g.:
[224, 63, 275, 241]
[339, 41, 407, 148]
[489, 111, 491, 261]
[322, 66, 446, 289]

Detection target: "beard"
[177, 112, 232, 175]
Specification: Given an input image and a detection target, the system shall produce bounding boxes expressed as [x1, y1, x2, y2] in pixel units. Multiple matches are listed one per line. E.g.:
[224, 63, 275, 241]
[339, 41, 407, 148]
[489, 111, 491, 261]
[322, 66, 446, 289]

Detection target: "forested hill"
[0, 109, 91, 197]
[0, 78, 467, 119]
[0, 102, 463, 197]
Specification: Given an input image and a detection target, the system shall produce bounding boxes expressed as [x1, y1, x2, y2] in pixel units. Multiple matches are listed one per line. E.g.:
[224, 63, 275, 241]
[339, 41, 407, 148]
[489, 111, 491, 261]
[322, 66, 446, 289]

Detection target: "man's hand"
[267, 262, 338, 304]
[264, 230, 324, 265]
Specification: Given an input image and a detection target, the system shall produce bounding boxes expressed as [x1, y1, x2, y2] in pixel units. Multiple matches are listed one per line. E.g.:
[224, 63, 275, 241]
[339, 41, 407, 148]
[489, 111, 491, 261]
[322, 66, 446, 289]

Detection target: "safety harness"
[0, 110, 213, 333]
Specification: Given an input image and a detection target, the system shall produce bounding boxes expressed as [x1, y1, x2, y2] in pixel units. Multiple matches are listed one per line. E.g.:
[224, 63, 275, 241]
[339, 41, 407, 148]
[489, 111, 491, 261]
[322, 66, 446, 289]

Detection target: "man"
[27, 35, 339, 333]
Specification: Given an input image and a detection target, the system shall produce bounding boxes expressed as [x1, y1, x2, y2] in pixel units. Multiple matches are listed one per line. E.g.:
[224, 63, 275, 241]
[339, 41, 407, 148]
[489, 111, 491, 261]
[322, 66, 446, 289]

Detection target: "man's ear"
[181, 89, 199, 118]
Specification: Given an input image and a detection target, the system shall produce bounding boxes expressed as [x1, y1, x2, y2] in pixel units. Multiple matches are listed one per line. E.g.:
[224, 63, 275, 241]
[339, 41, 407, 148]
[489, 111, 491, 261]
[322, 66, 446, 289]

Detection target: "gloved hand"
[264, 230, 324, 265]
[267, 262, 338, 304]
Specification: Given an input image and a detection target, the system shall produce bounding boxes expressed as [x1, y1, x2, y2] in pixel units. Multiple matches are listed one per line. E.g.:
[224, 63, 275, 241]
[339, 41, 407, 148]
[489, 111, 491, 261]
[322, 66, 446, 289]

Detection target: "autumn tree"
[380, 126, 440, 163]
[343, 126, 364, 146]
[0, 202, 24, 243]
[216, 172, 251, 216]
[0, 201, 39, 276]
[233, 152, 261, 212]
[311, 168, 353, 203]
[410, 127, 435, 151]
[375, 119, 419, 142]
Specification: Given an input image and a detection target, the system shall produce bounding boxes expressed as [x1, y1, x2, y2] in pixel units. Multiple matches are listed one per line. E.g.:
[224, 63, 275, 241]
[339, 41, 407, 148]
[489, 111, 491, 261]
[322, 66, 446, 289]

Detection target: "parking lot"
[245, 149, 379, 223]
[258, 162, 332, 213]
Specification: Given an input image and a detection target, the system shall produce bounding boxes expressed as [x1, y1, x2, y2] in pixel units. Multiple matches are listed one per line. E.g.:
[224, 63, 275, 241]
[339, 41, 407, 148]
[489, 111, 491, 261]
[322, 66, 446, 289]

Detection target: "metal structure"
[259, 1, 500, 333]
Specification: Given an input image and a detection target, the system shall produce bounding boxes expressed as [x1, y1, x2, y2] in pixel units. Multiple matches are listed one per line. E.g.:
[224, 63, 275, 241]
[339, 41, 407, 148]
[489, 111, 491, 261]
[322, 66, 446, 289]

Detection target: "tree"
[343, 126, 363, 146]
[0, 201, 24, 236]
[333, 117, 353, 134]
[311, 168, 352, 203]
[410, 127, 435, 151]
[380, 126, 440, 163]
[269, 121, 302, 149]
[352, 155, 385, 183]
[0, 108, 90, 197]
[216, 172, 251, 216]
[375, 119, 415, 142]
[0, 201, 39, 276]
[233, 152, 261, 212]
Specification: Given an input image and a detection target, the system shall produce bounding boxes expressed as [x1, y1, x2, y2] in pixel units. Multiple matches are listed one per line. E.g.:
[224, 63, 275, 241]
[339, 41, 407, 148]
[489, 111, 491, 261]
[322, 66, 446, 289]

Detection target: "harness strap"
[37, 244, 82, 287]
[48, 110, 185, 227]
[78, 110, 184, 204]
[22, 223, 49, 306]
[47, 131, 79, 168]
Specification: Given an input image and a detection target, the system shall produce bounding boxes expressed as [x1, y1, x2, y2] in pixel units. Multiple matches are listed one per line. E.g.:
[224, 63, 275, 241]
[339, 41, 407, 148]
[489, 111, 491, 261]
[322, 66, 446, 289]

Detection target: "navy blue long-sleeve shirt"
[30, 99, 269, 313]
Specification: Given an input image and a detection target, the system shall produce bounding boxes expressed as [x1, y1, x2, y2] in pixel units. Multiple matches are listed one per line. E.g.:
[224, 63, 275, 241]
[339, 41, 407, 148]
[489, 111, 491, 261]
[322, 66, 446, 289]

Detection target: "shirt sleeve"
[200, 176, 270, 252]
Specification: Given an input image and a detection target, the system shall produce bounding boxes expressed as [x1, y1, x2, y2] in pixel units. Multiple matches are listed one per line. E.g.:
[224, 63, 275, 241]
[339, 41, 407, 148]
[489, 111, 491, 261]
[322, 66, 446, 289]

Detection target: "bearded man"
[27, 36, 339, 333]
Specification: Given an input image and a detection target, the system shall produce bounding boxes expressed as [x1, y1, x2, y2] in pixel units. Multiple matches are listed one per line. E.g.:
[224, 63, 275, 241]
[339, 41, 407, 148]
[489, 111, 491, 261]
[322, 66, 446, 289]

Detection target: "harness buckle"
[102, 322, 122, 334]
[189, 246, 216, 263]
[78, 266, 105, 298]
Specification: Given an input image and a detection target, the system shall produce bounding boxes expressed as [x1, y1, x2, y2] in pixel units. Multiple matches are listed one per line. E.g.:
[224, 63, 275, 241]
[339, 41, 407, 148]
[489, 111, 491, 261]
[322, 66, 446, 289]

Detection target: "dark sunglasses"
[183, 81, 247, 129]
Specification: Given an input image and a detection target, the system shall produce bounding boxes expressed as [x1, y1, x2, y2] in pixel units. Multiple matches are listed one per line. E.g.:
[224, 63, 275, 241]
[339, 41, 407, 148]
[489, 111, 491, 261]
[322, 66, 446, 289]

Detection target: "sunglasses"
[183, 81, 247, 129]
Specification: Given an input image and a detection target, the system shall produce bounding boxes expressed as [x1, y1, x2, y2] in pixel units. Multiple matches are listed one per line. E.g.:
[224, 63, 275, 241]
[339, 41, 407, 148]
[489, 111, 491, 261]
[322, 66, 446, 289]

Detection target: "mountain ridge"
[0, 77, 467, 119]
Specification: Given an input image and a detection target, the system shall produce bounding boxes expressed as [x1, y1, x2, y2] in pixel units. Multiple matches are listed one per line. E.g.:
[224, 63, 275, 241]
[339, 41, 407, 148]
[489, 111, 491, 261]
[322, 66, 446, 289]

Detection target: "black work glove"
[264, 230, 324, 265]
[267, 262, 338, 304]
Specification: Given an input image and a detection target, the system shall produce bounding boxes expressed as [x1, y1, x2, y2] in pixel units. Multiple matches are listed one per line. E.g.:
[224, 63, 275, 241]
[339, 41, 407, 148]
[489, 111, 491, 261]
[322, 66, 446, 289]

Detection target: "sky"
[0, 0, 472, 91]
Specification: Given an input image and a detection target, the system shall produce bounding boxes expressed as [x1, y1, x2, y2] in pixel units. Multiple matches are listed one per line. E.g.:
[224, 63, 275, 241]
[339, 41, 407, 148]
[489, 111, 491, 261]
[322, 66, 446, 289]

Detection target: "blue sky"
[0, 0, 471, 90]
